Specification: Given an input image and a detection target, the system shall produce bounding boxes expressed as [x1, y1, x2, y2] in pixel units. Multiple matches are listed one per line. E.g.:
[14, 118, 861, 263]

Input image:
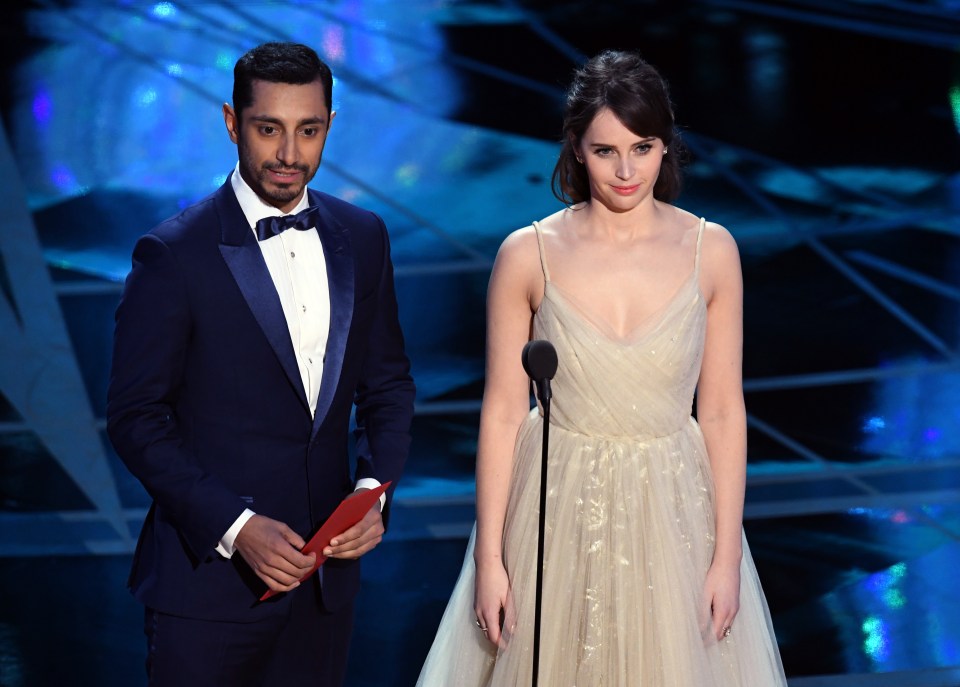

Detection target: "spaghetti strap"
[532, 221, 551, 283]
[694, 217, 705, 275]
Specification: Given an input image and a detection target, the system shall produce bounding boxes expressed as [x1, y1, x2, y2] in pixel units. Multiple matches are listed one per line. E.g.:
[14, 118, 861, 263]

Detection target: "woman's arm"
[473, 227, 542, 647]
[695, 222, 747, 642]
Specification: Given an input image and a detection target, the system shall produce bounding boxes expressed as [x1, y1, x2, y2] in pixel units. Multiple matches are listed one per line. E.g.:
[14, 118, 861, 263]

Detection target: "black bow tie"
[255, 207, 320, 242]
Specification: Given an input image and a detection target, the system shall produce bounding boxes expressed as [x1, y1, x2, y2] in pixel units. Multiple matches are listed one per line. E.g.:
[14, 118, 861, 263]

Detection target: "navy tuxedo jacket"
[107, 179, 415, 622]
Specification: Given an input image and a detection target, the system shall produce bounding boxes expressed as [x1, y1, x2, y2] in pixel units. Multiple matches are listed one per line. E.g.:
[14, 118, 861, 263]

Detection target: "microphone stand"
[521, 339, 557, 687]
[532, 383, 550, 687]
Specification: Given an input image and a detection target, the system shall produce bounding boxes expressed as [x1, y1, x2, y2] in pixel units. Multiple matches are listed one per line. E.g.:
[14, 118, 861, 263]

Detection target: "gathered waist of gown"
[529, 408, 695, 445]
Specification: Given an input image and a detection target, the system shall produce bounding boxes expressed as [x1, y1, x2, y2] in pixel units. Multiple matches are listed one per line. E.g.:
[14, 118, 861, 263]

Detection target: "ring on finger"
[722, 626, 732, 638]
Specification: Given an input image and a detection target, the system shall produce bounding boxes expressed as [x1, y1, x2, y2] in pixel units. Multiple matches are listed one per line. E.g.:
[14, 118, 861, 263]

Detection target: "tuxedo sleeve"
[106, 233, 247, 559]
[352, 216, 416, 527]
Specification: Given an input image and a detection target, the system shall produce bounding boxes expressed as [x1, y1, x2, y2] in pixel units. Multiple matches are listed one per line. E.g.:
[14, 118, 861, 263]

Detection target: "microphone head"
[521, 339, 558, 381]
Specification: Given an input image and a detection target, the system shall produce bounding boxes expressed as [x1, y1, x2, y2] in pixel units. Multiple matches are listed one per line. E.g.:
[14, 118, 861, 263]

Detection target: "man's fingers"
[281, 525, 307, 551]
[235, 515, 316, 582]
[323, 507, 384, 558]
[253, 549, 315, 578]
[253, 548, 319, 591]
[330, 509, 382, 545]
[257, 568, 303, 592]
[324, 530, 383, 559]
[257, 568, 301, 590]
[260, 533, 314, 571]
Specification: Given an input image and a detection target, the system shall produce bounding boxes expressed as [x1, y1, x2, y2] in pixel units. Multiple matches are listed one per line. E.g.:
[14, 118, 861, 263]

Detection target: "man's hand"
[234, 514, 316, 593]
[322, 490, 384, 559]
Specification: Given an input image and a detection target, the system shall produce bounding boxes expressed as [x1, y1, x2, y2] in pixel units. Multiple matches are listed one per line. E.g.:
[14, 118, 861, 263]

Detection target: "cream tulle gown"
[417, 219, 787, 686]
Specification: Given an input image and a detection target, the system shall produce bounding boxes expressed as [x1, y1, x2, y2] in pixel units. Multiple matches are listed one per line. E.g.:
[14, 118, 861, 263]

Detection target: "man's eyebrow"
[248, 115, 327, 126]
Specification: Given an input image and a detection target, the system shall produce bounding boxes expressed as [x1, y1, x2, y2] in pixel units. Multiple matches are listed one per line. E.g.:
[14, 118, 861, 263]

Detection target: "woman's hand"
[474, 558, 513, 649]
[701, 559, 741, 642]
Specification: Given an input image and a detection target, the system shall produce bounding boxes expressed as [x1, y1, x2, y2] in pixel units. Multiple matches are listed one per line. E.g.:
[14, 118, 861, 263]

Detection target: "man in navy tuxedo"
[106, 42, 415, 686]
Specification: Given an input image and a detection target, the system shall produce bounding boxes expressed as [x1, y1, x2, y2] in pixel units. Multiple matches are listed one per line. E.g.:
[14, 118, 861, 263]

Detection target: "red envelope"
[259, 481, 391, 601]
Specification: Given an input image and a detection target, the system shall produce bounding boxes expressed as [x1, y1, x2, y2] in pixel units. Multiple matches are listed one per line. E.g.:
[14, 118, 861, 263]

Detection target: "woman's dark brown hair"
[552, 50, 684, 205]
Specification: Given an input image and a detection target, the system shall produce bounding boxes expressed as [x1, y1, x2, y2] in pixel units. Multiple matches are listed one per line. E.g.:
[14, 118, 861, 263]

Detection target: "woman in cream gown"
[417, 50, 787, 686]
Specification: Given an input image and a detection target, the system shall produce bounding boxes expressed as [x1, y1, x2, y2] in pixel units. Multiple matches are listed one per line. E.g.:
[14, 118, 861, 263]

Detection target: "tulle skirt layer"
[417, 412, 786, 686]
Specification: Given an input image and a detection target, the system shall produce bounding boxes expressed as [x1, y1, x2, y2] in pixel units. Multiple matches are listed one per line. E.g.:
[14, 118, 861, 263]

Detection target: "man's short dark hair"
[233, 42, 333, 118]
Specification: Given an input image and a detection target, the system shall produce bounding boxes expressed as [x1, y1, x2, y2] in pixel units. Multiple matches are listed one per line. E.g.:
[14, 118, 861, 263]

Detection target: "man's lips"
[266, 168, 304, 182]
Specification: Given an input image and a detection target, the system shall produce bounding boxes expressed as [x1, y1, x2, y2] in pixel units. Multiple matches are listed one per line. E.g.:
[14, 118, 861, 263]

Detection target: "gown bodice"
[532, 220, 707, 441]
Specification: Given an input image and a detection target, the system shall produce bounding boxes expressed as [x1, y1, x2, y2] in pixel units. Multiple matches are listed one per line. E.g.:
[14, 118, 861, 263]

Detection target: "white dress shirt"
[235, 168, 331, 413]
[217, 166, 381, 558]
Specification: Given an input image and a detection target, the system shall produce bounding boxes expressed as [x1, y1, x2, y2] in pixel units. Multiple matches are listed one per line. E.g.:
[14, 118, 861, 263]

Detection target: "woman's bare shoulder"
[696, 219, 742, 304]
[666, 203, 737, 255]
[496, 225, 537, 266]
[497, 208, 569, 260]
[700, 220, 740, 263]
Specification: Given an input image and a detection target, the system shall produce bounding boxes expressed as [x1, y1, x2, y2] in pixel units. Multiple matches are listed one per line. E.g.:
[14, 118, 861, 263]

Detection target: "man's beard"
[237, 135, 320, 207]
[257, 163, 312, 204]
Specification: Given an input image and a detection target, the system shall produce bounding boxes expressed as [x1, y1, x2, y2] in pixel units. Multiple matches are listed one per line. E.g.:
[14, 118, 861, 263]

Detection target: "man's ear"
[223, 103, 239, 144]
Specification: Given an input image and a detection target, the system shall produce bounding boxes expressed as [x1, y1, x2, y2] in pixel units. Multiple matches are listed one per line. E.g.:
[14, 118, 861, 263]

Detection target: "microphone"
[521, 339, 558, 404]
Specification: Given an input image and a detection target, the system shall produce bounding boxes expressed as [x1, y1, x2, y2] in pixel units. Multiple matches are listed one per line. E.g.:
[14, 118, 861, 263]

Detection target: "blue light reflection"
[152, 3, 176, 20]
[861, 364, 960, 462]
[32, 90, 52, 124]
[827, 544, 960, 673]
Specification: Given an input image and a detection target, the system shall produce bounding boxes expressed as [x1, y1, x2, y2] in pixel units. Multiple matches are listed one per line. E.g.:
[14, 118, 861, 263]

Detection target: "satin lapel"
[215, 180, 309, 410]
[310, 192, 354, 437]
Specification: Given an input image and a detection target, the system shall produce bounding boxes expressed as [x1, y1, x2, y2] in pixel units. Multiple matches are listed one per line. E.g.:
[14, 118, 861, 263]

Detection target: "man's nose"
[277, 134, 298, 165]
